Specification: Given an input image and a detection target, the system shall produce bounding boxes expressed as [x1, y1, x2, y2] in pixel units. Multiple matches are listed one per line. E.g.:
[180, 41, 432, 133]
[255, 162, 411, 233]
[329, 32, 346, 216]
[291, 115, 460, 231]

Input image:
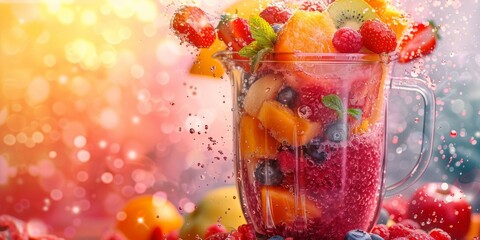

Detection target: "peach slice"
[274, 10, 336, 56]
[257, 101, 321, 146]
[243, 74, 284, 117]
[261, 186, 321, 225]
[239, 114, 279, 160]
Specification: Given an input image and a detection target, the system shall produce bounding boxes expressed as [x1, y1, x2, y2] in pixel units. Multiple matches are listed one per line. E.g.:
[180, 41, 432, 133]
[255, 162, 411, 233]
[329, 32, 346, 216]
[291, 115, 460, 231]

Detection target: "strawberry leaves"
[239, 15, 277, 72]
[322, 94, 362, 120]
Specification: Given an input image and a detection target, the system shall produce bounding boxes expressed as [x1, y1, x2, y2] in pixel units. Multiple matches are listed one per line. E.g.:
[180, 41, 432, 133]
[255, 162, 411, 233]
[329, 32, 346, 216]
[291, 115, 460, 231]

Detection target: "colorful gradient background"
[0, 0, 479, 239]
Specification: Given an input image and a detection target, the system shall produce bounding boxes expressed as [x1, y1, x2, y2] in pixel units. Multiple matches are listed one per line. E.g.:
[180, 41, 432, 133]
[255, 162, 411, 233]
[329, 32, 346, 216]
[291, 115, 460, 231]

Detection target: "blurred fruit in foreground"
[179, 186, 246, 239]
[382, 196, 408, 222]
[407, 182, 471, 240]
[116, 195, 183, 240]
[465, 213, 480, 240]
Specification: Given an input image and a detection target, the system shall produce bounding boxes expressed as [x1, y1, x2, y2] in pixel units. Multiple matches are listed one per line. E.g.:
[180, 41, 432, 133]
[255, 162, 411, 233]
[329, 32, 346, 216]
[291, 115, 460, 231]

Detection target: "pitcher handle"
[385, 77, 436, 197]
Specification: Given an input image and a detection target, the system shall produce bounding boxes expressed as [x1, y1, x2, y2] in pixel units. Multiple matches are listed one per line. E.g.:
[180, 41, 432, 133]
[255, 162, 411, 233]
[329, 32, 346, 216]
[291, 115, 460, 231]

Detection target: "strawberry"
[359, 19, 397, 54]
[217, 15, 254, 51]
[259, 5, 291, 25]
[398, 21, 439, 63]
[171, 6, 216, 48]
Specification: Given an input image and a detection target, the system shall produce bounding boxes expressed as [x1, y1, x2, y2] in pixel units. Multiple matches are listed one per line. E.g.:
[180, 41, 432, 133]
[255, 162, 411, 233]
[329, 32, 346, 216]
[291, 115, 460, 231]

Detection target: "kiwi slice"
[327, 0, 380, 30]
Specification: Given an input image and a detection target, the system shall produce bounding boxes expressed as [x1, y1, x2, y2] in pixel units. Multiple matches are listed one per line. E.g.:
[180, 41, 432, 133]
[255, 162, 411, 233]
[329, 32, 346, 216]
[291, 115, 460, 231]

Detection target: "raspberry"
[388, 223, 414, 238]
[277, 150, 296, 173]
[399, 219, 421, 230]
[204, 223, 227, 239]
[332, 27, 363, 53]
[371, 224, 390, 239]
[428, 228, 452, 240]
[237, 224, 256, 240]
[359, 19, 397, 54]
[205, 232, 231, 240]
[407, 230, 434, 240]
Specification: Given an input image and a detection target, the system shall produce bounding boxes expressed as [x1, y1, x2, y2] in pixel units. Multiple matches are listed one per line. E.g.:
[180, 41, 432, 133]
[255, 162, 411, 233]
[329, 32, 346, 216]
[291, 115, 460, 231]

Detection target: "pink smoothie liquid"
[235, 61, 386, 239]
[239, 124, 384, 239]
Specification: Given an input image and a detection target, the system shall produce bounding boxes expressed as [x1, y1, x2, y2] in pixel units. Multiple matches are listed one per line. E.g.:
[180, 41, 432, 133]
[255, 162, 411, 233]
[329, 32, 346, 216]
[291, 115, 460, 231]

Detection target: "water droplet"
[297, 105, 312, 119]
[450, 130, 458, 138]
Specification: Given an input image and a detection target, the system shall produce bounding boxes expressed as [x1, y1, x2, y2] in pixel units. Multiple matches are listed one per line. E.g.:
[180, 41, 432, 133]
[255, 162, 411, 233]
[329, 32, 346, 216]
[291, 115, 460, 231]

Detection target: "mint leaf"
[347, 108, 363, 120]
[322, 94, 344, 117]
[249, 15, 277, 47]
[251, 47, 272, 72]
[239, 41, 262, 58]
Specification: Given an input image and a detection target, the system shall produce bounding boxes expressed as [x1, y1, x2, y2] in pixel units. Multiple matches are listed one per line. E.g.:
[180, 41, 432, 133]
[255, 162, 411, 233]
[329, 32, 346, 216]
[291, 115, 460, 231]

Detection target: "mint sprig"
[322, 94, 363, 120]
[239, 15, 277, 72]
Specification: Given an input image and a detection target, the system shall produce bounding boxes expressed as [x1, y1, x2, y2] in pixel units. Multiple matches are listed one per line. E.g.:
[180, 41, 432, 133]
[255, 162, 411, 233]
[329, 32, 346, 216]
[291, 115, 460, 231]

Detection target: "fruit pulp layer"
[239, 124, 385, 239]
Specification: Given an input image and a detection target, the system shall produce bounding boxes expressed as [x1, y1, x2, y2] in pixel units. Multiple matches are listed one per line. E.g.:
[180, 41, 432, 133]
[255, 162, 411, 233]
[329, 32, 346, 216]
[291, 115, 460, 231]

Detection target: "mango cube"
[239, 114, 279, 160]
[257, 101, 321, 146]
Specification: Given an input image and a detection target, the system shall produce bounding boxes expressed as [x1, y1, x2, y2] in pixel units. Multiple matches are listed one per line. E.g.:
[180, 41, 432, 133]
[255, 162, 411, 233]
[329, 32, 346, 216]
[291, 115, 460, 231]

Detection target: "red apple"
[383, 196, 409, 222]
[407, 182, 471, 240]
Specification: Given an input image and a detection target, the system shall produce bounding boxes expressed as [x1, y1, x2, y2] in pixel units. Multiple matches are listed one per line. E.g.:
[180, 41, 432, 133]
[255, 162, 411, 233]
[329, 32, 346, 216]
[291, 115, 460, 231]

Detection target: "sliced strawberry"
[171, 6, 216, 48]
[217, 15, 254, 51]
[259, 5, 292, 25]
[398, 21, 439, 63]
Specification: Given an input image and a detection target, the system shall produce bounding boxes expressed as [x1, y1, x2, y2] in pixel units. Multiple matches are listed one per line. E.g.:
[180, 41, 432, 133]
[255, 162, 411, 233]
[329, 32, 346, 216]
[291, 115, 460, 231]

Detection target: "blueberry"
[276, 87, 297, 108]
[268, 235, 284, 240]
[272, 24, 284, 33]
[254, 160, 283, 186]
[370, 234, 384, 240]
[305, 137, 328, 164]
[326, 122, 348, 142]
[377, 208, 390, 225]
[344, 229, 372, 240]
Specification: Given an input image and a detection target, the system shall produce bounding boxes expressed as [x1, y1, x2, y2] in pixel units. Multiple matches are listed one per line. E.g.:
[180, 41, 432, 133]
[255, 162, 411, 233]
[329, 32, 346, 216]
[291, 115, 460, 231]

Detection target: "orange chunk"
[364, 0, 389, 14]
[380, 6, 411, 41]
[239, 114, 279, 160]
[257, 101, 321, 146]
[261, 187, 321, 225]
[274, 10, 336, 55]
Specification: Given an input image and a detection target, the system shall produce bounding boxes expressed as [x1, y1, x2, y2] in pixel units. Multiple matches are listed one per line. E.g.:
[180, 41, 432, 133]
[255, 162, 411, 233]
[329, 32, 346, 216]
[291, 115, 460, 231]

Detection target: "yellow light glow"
[57, 7, 75, 25]
[81, 10, 97, 26]
[135, 0, 157, 23]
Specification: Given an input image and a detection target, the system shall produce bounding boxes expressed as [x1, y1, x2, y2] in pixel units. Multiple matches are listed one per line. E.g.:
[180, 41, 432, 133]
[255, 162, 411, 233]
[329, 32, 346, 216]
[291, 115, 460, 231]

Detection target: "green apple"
[179, 185, 247, 239]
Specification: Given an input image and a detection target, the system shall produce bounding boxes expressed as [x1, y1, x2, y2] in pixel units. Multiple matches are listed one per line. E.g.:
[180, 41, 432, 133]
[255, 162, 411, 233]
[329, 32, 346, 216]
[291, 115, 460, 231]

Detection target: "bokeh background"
[0, 0, 479, 239]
